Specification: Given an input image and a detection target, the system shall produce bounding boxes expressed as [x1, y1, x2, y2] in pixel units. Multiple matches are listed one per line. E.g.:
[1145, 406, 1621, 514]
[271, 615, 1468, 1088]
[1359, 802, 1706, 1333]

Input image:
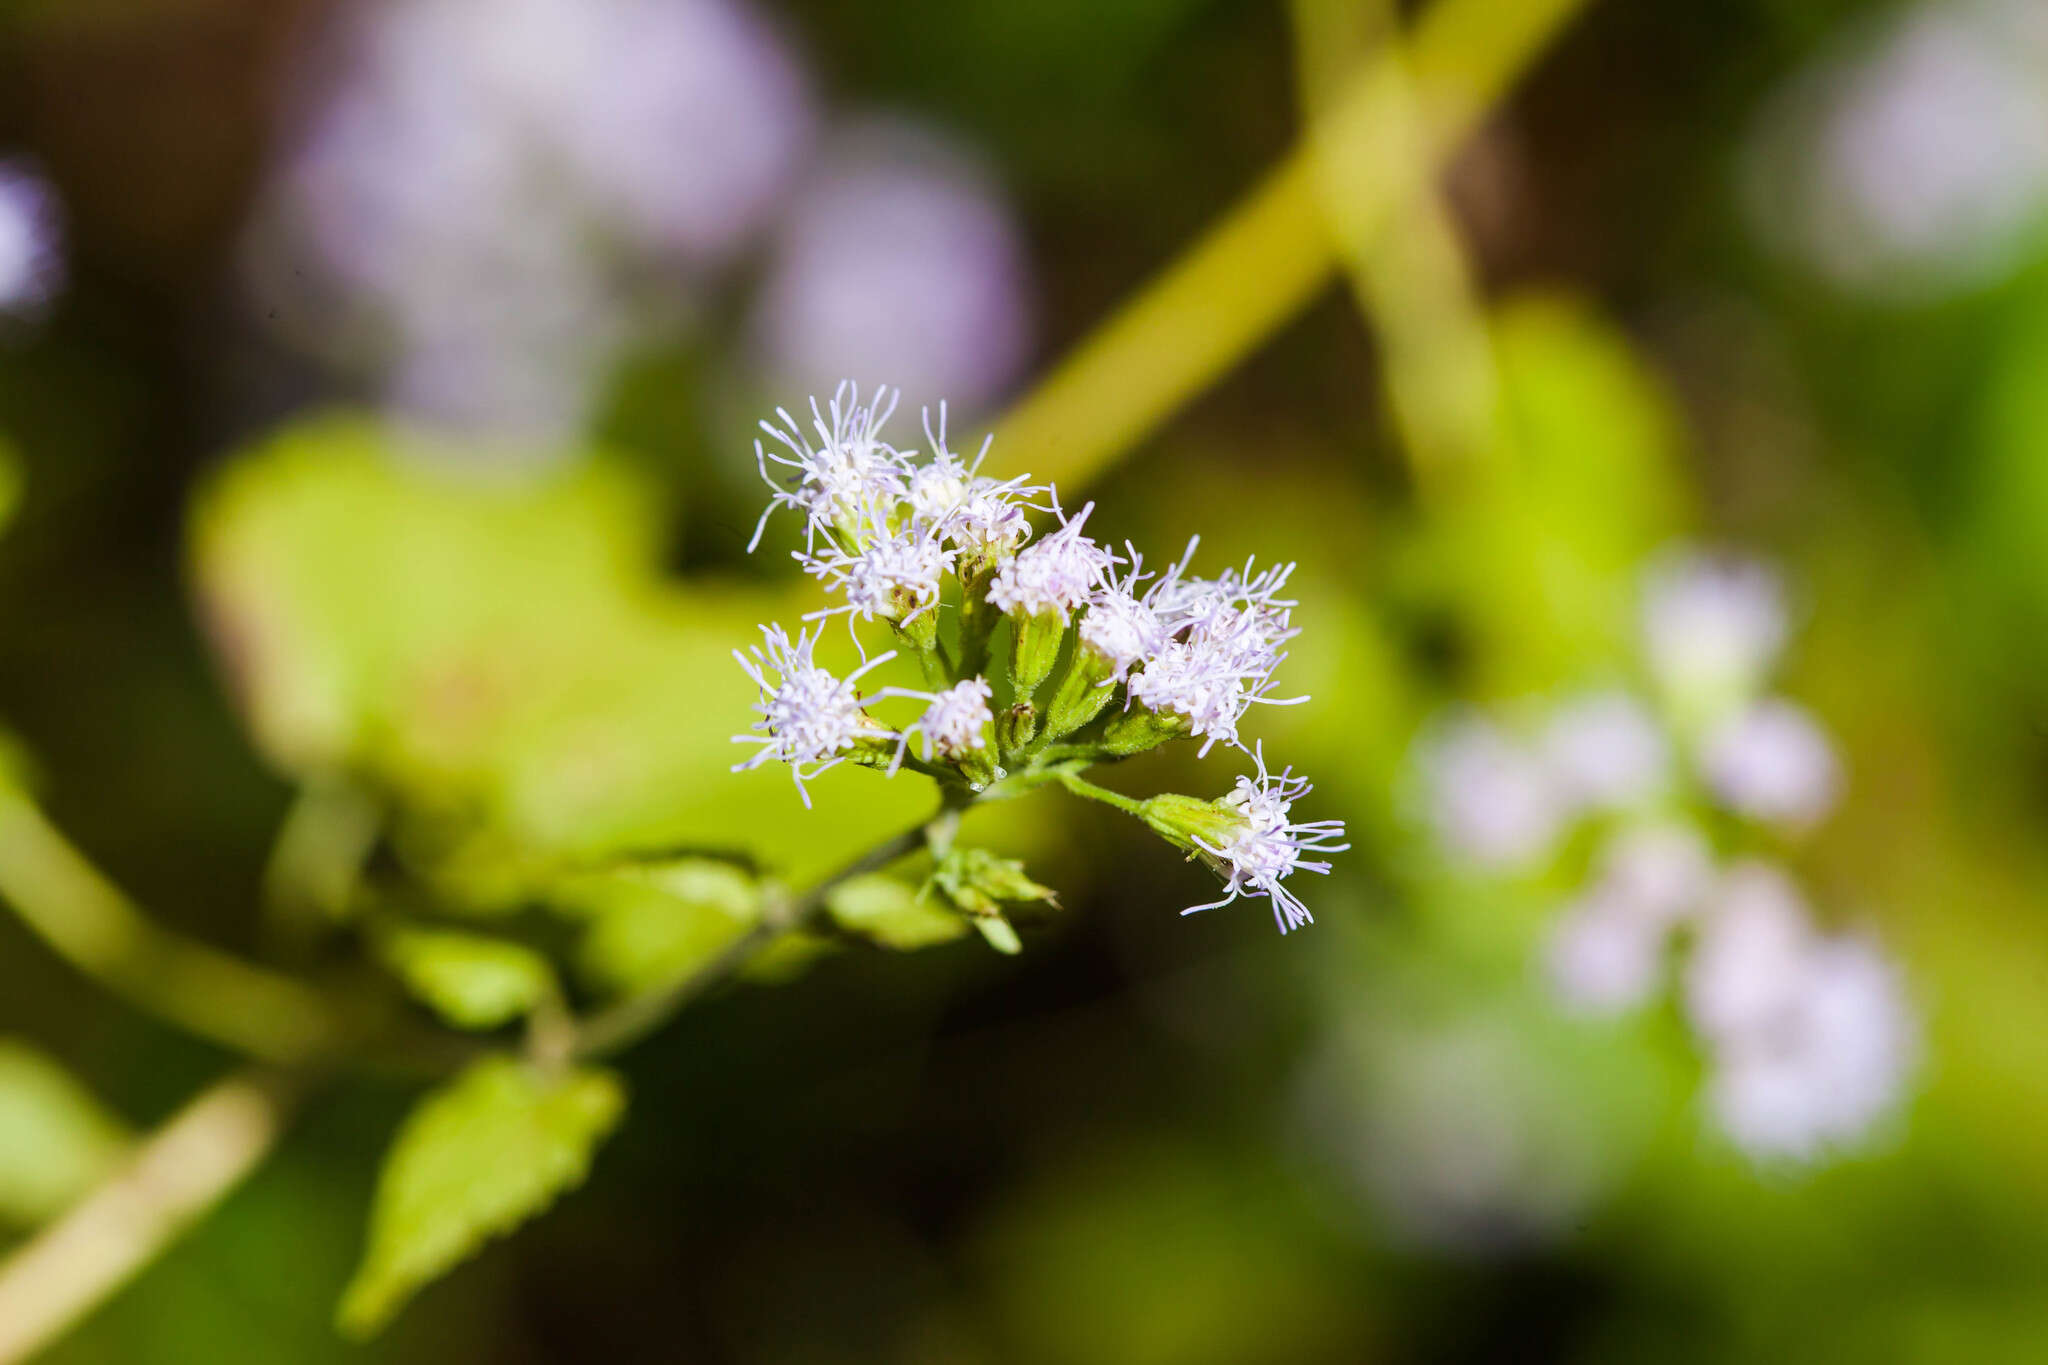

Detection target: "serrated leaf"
[375, 927, 558, 1030]
[338, 1056, 625, 1337]
[550, 858, 763, 995]
[0, 1039, 132, 1227]
[826, 874, 970, 951]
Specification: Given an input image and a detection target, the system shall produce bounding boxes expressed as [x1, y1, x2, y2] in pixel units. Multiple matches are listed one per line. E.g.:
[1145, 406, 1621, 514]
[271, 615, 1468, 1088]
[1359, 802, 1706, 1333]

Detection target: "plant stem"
[1055, 771, 1147, 818]
[0, 787, 345, 1064]
[570, 814, 943, 1061]
[0, 1066, 306, 1365]
[988, 0, 1588, 494]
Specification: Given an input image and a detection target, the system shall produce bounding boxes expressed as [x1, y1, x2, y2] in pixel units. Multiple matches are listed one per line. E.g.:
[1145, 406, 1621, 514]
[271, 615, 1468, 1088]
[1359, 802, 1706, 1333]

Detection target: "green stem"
[0, 787, 346, 1064]
[1055, 771, 1147, 818]
[569, 812, 946, 1061]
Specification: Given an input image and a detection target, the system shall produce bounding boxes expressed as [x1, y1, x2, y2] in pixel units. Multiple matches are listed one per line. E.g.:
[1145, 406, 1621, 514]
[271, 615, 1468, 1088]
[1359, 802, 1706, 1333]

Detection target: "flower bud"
[995, 700, 1038, 754]
[1138, 792, 1245, 853]
[1040, 642, 1120, 742]
[1100, 705, 1190, 756]
[1008, 609, 1066, 698]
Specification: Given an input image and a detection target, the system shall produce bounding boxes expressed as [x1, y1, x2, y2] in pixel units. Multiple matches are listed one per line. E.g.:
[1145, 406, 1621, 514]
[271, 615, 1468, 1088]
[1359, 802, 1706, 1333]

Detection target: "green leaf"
[826, 874, 971, 951]
[374, 927, 558, 1031]
[0, 1039, 132, 1228]
[550, 858, 763, 995]
[338, 1056, 625, 1337]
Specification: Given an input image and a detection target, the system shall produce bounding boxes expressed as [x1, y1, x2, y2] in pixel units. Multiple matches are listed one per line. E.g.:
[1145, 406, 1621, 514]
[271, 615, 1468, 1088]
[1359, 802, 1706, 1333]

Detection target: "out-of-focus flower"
[1700, 698, 1840, 828]
[1417, 713, 1565, 870]
[1640, 549, 1786, 722]
[1541, 689, 1670, 814]
[1743, 0, 2048, 301]
[1597, 821, 1714, 927]
[1545, 895, 1667, 1014]
[246, 0, 815, 448]
[0, 161, 63, 319]
[751, 119, 1034, 422]
[1685, 864, 1915, 1160]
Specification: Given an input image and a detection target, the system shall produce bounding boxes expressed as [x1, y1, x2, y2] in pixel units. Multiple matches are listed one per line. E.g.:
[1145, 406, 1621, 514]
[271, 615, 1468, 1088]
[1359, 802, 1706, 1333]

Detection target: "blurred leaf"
[551, 858, 763, 995]
[0, 1038, 131, 1228]
[187, 415, 945, 905]
[0, 437, 18, 534]
[826, 873, 970, 951]
[374, 927, 558, 1031]
[337, 1056, 625, 1338]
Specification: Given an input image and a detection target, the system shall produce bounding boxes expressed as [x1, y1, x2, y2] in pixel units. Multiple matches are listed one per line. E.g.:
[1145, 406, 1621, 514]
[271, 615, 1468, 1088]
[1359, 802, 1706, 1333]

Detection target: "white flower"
[1416, 713, 1566, 870]
[730, 623, 896, 806]
[1700, 697, 1840, 827]
[1545, 897, 1668, 1015]
[750, 382, 911, 551]
[1703, 934, 1915, 1162]
[1075, 545, 1169, 679]
[0, 161, 61, 317]
[1541, 690, 1670, 813]
[1185, 748, 1348, 933]
[986, 500, 1114, 622]
[797, 513, 953, 627]
[887, 676, 995, 767]
[1640, 550, 1787, 716]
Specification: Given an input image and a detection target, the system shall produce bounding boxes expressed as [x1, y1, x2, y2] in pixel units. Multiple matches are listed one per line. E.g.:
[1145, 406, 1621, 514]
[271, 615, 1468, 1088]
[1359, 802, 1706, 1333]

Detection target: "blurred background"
[4, 0, 2048, 1359]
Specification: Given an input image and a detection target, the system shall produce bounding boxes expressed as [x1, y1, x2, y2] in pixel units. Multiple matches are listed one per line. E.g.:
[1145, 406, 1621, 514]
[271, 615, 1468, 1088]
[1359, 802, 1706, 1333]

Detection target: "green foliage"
[373, 927, 558, 1031]
[550, 858, 764, 995]
[926, 847, 1062, 955]
[0, 1038, 131, 1227]
[825, 873, 970, 951]
[338, 1056, 626, 1337]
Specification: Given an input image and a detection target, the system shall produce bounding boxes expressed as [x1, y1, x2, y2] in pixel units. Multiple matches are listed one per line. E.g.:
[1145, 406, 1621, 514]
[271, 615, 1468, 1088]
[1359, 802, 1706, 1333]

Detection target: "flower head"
[731, 623, 896, 806]
[986, 499, 1114, 621]
[1184, 746, 1348, 933]
[750, 382, 911, 551]
[0, 161, 62, 319]
[1125, 546, 1305, 754]
[1700, 697, 1840, 827]
[909, 404, 1045, 557]
[797, 511, 953, 627]
[1641, 550, 1787, 716]
[888, 676, 995, 768]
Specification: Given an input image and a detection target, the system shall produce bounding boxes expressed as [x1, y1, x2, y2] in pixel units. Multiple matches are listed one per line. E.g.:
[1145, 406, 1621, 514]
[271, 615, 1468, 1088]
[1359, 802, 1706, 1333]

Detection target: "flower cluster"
[1413, 548, 1914, 1162]
[732, 383, 1346, 932]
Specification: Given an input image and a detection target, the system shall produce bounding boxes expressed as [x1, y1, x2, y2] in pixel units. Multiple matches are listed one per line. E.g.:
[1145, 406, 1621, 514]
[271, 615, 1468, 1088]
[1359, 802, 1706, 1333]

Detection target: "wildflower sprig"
[735, 381, 1347, 935]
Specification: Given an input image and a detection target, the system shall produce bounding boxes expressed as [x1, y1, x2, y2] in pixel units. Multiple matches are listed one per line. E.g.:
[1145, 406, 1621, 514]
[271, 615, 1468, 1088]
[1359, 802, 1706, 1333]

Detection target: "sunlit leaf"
[0, 1039, 131, 1228]
[337, 1056, 625, 1337]
[826, 873, 970, 951]
[551, 858, 764, 995]
[374, 927, 558, 1031]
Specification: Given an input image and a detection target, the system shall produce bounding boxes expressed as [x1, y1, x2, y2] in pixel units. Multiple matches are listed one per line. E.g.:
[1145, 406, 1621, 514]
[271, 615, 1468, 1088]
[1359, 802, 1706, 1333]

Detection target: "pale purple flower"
[1702, 934, 1916, 1161]
[797, 514, 954, 628]
[986, 500, 1114, 622]
[0, 161, 62, 318]
[1541, 690, 1670, 813]
[731, 623, 895, 806]
[910, 404, 1046, 555]
[1185, 747, 1348, 933]
[1417, 713, 1566, 870]
[1743, 0, 2048, 301]
[1595, 822, 1714, 927]
[751, 382, 911, 551]
[750, 118, 1033, 420]
[1126, 548, 1305, 755]
[1545, 897, 1668, 1015]
[1700, 698, 1840, 827]
[886, 676, 995, 768]
[1640, 551, 1787, 717]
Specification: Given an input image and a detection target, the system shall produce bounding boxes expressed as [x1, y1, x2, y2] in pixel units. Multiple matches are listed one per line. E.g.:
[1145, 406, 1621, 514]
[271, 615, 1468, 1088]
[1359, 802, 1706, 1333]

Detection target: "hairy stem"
[0, 1066, 306, 1365]
[570, 814, 943, 1061]
[0, 787, 345, 1064]
[1055, 771, 1147, 818]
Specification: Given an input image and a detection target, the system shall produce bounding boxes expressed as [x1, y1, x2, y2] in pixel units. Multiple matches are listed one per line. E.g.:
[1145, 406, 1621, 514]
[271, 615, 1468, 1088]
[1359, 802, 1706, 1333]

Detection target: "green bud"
[889, 600, 939, 654]
[1138, 792, 1245, 853]
[1100, 706, 1190, 756]
[1040, 643, 1119, 742]
[995, 701, 1038, 755]
[1008, 609, 1067, 699]
[843, 722, 908, 771]
[955, 553, 1002, 678]
[928, 847, 1060, 957]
